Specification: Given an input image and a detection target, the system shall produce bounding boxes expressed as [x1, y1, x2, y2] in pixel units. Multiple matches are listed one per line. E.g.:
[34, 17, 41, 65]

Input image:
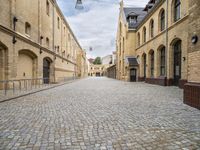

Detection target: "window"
[150, 20, 154, 38]
[137, 32, 140, 46]
[46, 38, 49, 48]
[25, 22, 31, 35]
[150, 51, 154, 77]
[160, 10, 165, 31]
[160, 47, 165, 76]
[57, 17, 60, 29]
[46, 0, 50, 16]
[174, 0, 181, 22]
[143, 27, 146, 43]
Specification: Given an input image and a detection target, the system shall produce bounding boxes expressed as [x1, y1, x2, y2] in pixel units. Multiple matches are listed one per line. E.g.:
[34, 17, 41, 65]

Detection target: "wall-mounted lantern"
[191, 35, 198, 44]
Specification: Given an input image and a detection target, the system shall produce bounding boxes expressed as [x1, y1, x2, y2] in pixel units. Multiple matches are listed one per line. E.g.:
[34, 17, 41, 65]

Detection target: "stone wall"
[184, 0, 200, 109]
[0, 0, 84, 87]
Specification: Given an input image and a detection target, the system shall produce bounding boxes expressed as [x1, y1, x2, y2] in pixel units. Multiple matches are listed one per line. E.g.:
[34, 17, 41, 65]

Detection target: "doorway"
[173, 40, 181, 86]
[130, 68, 137, 82]
[43, 58, 51, 83]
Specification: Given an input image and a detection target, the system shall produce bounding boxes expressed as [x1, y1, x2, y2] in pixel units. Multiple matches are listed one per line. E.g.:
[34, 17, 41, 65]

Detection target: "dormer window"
[129, 16, 137, 24]
[127, 13, 138, 27]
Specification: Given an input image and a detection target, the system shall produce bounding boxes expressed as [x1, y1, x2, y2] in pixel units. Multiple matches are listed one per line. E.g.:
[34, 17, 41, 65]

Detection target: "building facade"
[89, 64, 105, 77]
[116, 0, 189, 87]
[116, 0, 200, 109]
[0, 0, 83, 88]
[102, 55, 112, 65]
[77, 49, 88, 78]
[106, 65, 117, 79]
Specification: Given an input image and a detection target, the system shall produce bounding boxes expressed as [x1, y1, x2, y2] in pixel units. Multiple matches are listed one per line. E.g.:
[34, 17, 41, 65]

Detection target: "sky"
[57, 0, 149, 59]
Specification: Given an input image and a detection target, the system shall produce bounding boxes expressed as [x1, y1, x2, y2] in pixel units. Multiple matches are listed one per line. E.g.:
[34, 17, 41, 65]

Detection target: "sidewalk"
[0, 79, 78, 103]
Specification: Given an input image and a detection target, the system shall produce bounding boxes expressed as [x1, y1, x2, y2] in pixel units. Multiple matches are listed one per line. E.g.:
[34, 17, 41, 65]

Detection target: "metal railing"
[0, 77, 79, 98]
[0, 78, 50, 96]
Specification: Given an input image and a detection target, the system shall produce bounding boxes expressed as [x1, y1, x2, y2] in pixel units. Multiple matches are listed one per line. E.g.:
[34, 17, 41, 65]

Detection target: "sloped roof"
[123, 7, 147, 29]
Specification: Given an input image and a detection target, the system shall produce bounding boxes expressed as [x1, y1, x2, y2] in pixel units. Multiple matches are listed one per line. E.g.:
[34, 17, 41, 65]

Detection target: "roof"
[126, 57, 139, 66]
[123, 7, 147, 29]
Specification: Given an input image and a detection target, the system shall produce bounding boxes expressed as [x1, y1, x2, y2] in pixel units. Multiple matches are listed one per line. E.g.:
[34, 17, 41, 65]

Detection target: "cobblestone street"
[0, 77, 200, 150]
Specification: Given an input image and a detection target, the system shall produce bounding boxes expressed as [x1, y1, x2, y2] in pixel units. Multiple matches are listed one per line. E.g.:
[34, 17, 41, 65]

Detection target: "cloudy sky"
[57, 0, 149, 58]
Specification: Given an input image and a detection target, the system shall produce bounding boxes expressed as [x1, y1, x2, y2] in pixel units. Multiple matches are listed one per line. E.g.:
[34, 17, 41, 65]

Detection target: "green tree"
[93, 57, 102, 65]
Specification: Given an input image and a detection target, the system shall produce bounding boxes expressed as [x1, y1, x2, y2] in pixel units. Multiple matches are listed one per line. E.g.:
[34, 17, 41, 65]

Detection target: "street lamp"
[75, 0, 84, 9]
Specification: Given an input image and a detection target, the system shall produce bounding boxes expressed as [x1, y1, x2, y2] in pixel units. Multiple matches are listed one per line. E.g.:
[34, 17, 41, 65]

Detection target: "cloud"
[57, 0, 149, 58]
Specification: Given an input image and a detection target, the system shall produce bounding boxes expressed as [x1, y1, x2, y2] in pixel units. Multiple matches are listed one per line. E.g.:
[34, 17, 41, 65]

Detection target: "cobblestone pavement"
[0, 77, 200, 150]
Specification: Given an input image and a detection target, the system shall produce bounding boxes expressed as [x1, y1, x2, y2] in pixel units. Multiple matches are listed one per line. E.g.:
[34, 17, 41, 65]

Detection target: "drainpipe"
[53, 1, 56, 83]
[165, 0, 169, 85]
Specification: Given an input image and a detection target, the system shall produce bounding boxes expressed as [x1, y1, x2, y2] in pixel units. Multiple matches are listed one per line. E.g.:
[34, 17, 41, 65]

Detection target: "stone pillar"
[184, 0, 200, 109]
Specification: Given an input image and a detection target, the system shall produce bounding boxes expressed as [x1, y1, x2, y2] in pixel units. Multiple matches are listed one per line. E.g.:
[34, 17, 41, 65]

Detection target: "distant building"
[102, 55, 112, 65]
[88, 58, 94, 64]
[89, 64, 105, 77]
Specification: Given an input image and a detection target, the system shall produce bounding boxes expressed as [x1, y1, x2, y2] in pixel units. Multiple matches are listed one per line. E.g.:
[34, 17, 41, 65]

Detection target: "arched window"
[46, 38, 49, 48]
[46, 0, 50, 16]
[174, 0, 181, 22]
[160, 10, 165, 31]
[143, 27, 146, 43]
[137, 32, 140, 46]
[150, 19, 154, 38]
[57, 17, 60, 29]
[150, 51, 154, 77]
[160, 47, 165, 76]
[25, 22, 31, 35]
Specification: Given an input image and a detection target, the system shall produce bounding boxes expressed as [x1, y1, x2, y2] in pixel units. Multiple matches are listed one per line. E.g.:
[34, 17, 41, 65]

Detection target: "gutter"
[165, 0, 168, 80]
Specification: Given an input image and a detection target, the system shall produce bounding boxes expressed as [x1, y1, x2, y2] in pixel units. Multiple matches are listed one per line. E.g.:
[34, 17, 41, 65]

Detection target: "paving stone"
[0, 77, 200, 149]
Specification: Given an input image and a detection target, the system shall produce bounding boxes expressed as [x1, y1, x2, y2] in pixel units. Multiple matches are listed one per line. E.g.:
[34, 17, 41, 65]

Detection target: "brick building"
[184, 0, 200, 109]
[116, 0, 200, 109]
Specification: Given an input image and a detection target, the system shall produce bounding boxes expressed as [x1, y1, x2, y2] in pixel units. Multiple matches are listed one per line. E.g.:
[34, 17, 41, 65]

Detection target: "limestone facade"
[77, 49, 88, 78]
[0, 0, 85, 88]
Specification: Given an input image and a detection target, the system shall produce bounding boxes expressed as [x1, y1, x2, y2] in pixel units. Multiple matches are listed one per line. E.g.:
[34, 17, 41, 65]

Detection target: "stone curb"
[0, 79, 79, 103]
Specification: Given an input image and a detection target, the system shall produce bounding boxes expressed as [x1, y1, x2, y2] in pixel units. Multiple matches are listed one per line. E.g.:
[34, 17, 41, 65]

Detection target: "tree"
[93, 57, 102, 65]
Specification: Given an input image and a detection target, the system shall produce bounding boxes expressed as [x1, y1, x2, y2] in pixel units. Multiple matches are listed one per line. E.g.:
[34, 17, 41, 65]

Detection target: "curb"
[0, 79, 79, 103]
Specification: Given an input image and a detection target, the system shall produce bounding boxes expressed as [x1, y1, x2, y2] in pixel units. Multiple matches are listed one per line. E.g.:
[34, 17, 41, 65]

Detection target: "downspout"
[53, 1, 56, 83]
[165, 0, 169, 85]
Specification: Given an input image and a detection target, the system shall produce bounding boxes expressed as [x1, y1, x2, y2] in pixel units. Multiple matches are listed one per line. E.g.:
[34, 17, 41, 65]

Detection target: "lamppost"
[75, 0, 84, 9]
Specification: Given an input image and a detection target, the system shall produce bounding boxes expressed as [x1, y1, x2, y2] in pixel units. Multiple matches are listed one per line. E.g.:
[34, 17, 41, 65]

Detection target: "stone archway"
[17, 50, 38, 79]
[0, 42, 8, 89]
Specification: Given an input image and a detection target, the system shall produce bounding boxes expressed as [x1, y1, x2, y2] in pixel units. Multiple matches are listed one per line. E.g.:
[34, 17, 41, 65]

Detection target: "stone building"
[102, 55, 112, 65]
[89, 64, 105, 77]
[116, 0, 189, 86]
[116, 0, 200, 109]
[0, 0, 84, 89]
[106, 65, 117, 79]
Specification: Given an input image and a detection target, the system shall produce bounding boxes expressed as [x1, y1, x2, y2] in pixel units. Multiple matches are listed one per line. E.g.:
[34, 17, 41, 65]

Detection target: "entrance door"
[130, 68, 137, 82]
[43, 58, 50, 83]
[173, 40, 181, 86]
[96, 72, 100, 77]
